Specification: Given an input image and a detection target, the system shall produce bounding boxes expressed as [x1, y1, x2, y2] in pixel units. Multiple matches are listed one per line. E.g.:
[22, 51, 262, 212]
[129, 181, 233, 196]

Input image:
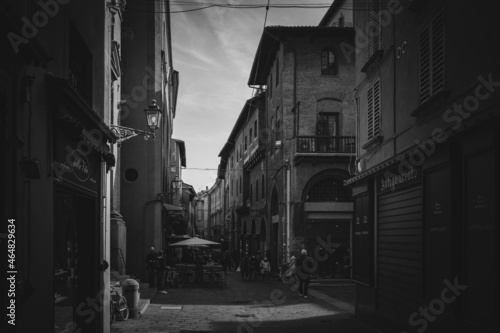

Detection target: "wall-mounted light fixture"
[156, 176, 183, 203]
[111, 99, 162, 144]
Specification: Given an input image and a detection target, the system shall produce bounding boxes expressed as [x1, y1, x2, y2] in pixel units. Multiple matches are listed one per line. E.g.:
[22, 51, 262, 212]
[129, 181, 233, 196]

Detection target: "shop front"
[50, 77, 116, 332]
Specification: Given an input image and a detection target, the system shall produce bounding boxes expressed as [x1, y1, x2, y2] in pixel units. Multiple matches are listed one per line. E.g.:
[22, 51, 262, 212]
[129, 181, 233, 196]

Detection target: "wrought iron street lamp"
[111, 99, 163, 144]
[156, 176, 183, 203]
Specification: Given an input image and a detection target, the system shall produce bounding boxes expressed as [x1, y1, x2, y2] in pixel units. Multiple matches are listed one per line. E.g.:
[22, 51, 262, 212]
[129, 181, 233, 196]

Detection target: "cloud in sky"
[171, 0, 330, 192]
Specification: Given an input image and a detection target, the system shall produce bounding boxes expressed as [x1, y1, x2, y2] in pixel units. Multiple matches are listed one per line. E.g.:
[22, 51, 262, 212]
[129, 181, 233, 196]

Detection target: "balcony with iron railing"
[296, 136, 355, 155]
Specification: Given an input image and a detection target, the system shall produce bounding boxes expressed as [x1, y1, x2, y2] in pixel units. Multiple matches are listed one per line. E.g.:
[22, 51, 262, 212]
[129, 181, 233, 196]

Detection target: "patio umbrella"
[170, 237, 220, 246]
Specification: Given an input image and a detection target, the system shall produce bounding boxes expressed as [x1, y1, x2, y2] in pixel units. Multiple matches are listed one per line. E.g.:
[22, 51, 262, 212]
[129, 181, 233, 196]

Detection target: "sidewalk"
[111, 271, 373, 333]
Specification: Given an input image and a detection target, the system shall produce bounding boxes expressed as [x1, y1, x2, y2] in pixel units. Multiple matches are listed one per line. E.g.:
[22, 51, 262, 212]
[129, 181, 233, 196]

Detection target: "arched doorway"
[303, 172, 353, 279]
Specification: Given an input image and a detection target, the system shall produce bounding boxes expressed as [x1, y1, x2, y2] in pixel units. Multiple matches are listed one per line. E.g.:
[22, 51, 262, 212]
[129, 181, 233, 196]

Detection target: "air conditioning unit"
[275, 141, 282, 150]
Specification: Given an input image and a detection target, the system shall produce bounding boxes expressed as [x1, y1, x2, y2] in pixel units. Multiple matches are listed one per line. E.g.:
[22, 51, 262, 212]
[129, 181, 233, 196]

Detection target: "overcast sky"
[170, 0, 331, 192]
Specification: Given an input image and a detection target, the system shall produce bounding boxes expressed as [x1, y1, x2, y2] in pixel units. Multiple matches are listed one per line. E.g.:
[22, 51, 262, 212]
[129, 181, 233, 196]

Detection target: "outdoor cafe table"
[175, 264, 195, 285]
[202, 264, 226, 286]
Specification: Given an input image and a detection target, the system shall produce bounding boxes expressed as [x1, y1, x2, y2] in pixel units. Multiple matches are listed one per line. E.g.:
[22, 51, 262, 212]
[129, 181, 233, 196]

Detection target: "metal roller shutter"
[377, 185, 423, 318]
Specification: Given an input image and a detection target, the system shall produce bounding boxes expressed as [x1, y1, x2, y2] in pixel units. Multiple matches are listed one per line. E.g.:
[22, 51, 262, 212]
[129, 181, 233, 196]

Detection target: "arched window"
[256, 179, 259, 201]
[306, 175, 351, 202]
[254, 120, 258, 138]
[271, 189, 279, 215]
[261, 175, 265, 198]
[321, 49, 337, 75]
[250, 184, 253, 204]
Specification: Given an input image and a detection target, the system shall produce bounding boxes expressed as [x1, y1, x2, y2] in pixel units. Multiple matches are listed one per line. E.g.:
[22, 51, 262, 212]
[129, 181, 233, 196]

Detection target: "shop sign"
[54, 131, 100, 193]
[378, 166, 421, 194]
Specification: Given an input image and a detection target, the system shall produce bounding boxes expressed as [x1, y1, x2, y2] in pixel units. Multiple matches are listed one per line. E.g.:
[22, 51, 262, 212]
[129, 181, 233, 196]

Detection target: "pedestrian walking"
[260, 257, 271, 282]
[156, 251, 168, 294]
[239, 253, 249, 280]
[248, 255, 258, 280]
[296, 249, 313, 298]
[145, 246, 158, 287]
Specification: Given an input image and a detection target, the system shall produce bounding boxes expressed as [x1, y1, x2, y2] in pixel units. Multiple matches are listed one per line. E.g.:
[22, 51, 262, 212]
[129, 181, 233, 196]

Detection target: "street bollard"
[121, 279, 139, 318]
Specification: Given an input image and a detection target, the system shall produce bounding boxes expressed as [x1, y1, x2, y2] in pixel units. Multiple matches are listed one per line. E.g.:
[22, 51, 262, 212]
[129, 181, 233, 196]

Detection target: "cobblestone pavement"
[111, 271, 373, 333]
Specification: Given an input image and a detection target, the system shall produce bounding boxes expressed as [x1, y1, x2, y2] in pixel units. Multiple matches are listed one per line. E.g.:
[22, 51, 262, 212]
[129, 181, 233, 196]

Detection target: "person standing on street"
[248, 254, 258, 280]
[240, 253, 249, 280]
[156, 251, 168, 294]
[145, 246, 158, 287]
[260, 257, 271, 282]
[296, 249, 313, 299]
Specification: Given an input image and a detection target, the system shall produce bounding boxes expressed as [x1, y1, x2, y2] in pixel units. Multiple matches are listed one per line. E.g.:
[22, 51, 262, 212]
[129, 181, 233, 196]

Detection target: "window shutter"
[373, 80, 381, 137]
[367, 84, 374, 139]
[367, 79, 381, 141]
[431, 12, 445, 94]
[419, 11, 445, 104]
[369, 0, 382, 58]
[419, 25, 431, 103]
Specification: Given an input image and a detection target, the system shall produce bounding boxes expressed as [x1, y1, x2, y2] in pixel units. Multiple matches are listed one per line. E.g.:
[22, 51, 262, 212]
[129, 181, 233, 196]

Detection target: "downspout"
[286, 166, 291, 262]
[392, 12, 397, 156]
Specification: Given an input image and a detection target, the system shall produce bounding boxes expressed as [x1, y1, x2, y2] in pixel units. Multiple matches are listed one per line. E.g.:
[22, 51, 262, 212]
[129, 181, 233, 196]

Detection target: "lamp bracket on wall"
[110, 124, 155, 145]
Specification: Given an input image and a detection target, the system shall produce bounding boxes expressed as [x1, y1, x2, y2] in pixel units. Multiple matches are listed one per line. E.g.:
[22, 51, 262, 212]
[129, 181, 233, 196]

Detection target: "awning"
[162, 203, 184, 211]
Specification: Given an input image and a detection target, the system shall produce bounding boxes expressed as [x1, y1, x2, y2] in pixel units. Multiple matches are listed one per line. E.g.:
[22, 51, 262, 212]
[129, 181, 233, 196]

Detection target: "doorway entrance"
[54, 188, 98, 332]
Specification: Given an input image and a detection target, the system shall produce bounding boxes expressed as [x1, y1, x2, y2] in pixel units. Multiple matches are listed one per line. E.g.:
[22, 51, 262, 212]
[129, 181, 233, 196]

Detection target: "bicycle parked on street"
[165, 266, 184, 288]
[110, 283, 129, 325]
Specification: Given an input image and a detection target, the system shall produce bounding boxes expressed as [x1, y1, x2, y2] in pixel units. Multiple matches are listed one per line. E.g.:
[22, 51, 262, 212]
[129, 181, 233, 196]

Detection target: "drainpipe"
[286, 166, 291, 262]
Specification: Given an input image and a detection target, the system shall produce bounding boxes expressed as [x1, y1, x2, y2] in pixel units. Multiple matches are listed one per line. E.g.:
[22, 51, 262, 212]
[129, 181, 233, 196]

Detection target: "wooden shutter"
[367, 84, 374, 139]
[373, 80, 381, 137]
[419, 25, 431, 103]
[369, 0, 382, 58]
[419, 11, 445, 104]
[367, 79, 381, 140]
[431, 12, 445, 94]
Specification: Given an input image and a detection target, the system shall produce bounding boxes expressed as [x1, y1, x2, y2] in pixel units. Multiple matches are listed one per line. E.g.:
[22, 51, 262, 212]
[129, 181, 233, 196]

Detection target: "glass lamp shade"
[144, 99, 162, 132]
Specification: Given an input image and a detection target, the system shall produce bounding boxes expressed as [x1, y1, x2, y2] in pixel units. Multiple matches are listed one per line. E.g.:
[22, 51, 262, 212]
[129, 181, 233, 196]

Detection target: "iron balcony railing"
[297, 136, 355, 154]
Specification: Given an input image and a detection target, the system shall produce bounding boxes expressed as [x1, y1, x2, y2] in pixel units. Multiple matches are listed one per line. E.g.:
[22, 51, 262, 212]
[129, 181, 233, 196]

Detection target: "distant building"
[247, 25, 357, 275]
[119, 0, 178, 281]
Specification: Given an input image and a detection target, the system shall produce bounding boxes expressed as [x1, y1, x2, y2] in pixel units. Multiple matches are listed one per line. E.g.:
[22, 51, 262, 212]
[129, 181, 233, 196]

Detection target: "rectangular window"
[317, 113, 338, 136]
[368, 0, 382, 58]
[249, 128, 253, 141]
[367, 79, 381, 140]
[419, 11, 445, 104]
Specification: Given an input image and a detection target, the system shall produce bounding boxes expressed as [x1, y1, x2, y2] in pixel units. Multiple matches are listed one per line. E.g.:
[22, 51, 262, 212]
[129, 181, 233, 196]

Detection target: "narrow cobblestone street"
[111, 272, 373, 333]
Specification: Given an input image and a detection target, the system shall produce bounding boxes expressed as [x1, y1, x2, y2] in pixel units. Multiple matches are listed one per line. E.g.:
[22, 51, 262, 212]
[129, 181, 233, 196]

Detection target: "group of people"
[239, 249, 313, 298]
[239, 251, 272, 282]
[147, 246, 314, 298]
